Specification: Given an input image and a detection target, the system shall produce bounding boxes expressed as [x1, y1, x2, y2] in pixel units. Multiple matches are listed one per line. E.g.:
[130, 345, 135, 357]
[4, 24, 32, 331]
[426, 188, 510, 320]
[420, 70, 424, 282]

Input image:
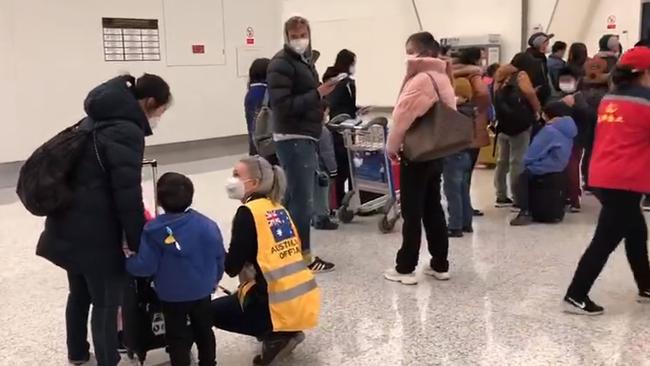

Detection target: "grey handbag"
[402, 74, 474, 162]
[253, 91, 276, 157]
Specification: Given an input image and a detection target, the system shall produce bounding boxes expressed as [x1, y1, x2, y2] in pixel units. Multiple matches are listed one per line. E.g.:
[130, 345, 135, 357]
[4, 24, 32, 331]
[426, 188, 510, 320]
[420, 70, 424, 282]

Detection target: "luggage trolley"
[328, 115, 401, 233]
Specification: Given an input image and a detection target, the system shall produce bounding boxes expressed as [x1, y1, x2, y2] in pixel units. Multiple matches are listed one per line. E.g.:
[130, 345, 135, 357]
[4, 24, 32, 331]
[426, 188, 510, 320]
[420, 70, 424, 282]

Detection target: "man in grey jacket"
[267, 15, 338, 272]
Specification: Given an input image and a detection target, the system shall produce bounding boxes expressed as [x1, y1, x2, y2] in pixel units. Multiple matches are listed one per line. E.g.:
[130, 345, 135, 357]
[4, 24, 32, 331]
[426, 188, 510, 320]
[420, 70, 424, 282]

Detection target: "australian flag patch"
[265, 209, 295, 242]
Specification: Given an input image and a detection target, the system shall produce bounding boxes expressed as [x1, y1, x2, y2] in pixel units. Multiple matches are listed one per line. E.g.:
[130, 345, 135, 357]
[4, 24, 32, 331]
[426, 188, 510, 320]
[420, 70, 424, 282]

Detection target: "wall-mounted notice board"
[102, 17, 161, 62]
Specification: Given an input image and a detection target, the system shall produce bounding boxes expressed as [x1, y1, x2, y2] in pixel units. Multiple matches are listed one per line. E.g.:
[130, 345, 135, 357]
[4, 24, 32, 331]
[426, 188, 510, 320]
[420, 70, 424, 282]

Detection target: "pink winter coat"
[386, 57, 456, 155]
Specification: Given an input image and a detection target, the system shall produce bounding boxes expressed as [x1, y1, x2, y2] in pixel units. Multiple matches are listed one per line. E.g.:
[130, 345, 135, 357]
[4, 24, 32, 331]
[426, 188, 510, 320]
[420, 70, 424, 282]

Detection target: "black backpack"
[494, 75, 537, 136]
[16, 118, 103, 216]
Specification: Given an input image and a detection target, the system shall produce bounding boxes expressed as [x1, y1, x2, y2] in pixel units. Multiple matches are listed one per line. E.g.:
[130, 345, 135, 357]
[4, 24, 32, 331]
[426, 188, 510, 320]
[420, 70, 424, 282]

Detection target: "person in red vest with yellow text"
[564, 46, 650, 315]
[211, 156, 321, 365]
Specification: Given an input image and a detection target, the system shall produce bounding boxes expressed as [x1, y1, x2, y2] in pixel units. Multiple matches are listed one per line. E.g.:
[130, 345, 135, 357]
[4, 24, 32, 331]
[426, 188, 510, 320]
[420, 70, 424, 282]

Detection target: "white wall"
[530, 0, 642, 55]
[282, 0, 523, 106]
[0, 0, 282, 163]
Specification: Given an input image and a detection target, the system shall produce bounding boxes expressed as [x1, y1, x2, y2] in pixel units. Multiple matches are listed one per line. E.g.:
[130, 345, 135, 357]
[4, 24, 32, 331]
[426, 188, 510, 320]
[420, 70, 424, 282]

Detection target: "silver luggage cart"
[328, 115, 400, 233]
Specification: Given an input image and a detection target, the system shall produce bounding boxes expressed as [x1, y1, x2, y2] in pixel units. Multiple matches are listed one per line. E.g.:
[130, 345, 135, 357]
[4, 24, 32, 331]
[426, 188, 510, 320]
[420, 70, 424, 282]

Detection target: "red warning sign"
[192, 44, 205, 54]
[607, 15, 616, 30]
[246, 27, 255, 46]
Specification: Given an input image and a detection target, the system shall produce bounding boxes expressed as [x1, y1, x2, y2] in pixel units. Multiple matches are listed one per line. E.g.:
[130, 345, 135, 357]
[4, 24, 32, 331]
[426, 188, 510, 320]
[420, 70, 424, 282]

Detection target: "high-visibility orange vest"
[240, 198, 320, 332]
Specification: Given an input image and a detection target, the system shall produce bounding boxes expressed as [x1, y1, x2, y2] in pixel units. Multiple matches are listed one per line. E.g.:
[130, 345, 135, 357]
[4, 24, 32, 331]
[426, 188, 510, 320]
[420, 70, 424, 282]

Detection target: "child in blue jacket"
[510, 101, 577, 226]
[125, 172, 225, 366]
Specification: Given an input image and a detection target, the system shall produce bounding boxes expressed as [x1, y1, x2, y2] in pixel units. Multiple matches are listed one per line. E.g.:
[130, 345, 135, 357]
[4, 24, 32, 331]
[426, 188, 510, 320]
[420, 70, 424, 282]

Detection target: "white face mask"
[559, 82, 577, 93]
[148, 116, 161, 130]
[289, 38, 309, 55]
[225, 177, 246, 200]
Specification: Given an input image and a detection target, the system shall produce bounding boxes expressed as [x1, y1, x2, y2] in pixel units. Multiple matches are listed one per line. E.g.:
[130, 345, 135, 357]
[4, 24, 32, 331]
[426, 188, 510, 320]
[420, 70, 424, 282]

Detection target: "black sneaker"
[448, 229, 464, 238]
[563, 296, 604, 315]
[253, 332, 306, 365]
[308, 257, 335, 273]
[510, 212, 532, 226]
[117, 331, 127, 354]
[495, 198, 514, 208]
[312, 217, 339, 231]
[472, 209, 485, 217]
[638, 289, 650, 303]
[463, 226, 474, 233]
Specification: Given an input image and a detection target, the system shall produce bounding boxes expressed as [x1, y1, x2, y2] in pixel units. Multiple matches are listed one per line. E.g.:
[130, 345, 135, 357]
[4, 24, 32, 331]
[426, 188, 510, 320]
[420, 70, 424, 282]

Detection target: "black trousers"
[395, 158, 449, 274]
[211, 294, 298, 341]
[66, 272, 124, 366]
[515, 170, 532, 212]
[566, 189, 650, 300]
[333, 133, 350, 207]
[162, 297, 216, 366]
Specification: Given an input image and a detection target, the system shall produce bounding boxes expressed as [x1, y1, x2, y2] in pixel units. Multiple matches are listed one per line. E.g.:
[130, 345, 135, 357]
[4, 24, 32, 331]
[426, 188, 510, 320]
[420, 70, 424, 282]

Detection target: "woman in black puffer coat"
[37, 74, 171, 366]
[323, 49, 359, 207]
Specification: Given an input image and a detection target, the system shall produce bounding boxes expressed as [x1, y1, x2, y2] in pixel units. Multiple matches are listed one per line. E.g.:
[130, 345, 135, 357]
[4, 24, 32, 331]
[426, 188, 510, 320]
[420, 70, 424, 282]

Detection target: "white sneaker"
[383, 269, 418, 285]
[423, 268, 451, 281]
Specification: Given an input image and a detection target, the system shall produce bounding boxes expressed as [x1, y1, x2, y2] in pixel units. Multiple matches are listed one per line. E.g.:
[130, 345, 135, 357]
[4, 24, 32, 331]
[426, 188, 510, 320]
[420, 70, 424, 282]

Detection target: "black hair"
[567, 42, 588, 68]
[635, 39, 650, 47]
[406, 32, 440, 58]
[333, 49, 356, 72]
[511, 52, 538, 79]
[543, 101, 573, 119]
[157, 172, 194, 214]
[486, 63, 500, 78]
[552, 41, 568, 54]
[125, 73, 171, 108]
[612, 65, 644, 89]
[558, 65, 580, 79]
[249, 58, 270, 86]
[458, 47, 482, 65]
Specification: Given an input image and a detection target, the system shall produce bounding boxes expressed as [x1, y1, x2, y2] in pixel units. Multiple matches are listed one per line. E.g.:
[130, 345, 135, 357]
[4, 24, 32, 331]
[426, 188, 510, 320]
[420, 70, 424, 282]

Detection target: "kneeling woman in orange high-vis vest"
[212, 156, 321, 365]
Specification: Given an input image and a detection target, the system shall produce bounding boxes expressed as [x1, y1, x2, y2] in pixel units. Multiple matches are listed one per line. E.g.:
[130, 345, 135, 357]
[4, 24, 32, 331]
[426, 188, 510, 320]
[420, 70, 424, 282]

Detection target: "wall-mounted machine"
[440, 34, 502, 65]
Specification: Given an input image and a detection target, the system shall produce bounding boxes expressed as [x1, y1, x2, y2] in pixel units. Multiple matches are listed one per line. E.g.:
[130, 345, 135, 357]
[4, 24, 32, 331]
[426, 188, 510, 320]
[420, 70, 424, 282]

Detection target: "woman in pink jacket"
[384, 32, 457, 285]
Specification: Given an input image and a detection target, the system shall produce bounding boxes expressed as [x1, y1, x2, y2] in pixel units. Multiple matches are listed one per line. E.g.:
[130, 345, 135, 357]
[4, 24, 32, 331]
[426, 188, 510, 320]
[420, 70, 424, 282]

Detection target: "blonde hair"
[240, 156, 287, 204]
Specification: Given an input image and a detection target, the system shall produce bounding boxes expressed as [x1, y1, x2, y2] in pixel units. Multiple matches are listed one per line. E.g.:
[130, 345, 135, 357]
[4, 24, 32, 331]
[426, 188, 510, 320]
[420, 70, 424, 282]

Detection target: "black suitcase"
[123, 159, 167, 365]
[529, 172, 567, 223]
[123, 277, 167, 364]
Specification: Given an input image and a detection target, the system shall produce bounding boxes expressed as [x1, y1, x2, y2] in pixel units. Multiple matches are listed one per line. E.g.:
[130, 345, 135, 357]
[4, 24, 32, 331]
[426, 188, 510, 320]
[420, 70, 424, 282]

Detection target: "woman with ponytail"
[213, 156, 320, 365]
[37, 73, 171, 366]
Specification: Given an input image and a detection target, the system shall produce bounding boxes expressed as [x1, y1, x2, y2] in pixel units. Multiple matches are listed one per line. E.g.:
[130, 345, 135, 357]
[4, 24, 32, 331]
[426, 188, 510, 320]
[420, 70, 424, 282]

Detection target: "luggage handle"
[142, 159, 159, 216]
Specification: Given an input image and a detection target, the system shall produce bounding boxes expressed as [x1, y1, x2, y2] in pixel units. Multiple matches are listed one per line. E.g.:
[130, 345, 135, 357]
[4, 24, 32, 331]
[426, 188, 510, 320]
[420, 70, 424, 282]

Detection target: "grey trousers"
[494, 129, 531, 204]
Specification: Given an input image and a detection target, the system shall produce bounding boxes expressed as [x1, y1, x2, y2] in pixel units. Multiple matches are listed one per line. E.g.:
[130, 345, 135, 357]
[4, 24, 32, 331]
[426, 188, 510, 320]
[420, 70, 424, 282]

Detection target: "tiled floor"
[2, 156, 650, 366]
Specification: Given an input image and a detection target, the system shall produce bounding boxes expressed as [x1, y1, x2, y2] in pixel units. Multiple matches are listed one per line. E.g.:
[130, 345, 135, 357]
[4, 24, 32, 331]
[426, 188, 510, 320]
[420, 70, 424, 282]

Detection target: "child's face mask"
[559, 81, 577, 93]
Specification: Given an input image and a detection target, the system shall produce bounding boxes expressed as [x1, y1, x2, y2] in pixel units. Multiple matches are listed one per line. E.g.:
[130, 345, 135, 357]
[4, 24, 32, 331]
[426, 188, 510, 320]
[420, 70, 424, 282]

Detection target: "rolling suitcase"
[123, 159, 168, 365]
[529, 172, 567, 223]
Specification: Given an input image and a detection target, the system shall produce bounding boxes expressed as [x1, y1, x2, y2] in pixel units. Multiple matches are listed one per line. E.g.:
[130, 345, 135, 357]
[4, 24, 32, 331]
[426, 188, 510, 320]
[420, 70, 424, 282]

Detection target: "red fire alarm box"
[192, 44, 205, 54]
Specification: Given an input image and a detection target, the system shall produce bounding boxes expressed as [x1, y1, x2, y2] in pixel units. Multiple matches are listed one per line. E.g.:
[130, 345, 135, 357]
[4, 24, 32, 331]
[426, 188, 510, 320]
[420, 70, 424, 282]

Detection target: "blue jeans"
[66, 272, 125, 366]
[275, 139, 318, 255]
[443, 151, 473, 231]
[313, 174, 330, 221]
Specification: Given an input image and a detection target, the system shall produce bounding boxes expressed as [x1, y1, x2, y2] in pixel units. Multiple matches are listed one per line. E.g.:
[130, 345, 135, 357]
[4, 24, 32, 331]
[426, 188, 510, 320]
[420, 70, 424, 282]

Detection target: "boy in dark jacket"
[126, 173, 225, 366]
[510, 102, 577, 226]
